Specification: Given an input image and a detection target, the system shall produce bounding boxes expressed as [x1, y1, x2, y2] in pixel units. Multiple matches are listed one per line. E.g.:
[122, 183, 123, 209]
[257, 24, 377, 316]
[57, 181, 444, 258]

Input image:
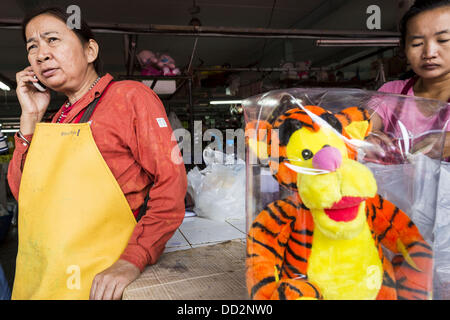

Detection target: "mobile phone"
[32, 75, 47, 92]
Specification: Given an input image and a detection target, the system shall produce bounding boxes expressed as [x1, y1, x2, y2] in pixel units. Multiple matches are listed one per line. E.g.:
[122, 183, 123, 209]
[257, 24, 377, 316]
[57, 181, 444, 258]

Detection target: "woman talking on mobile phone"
[8, 6, 187, 300]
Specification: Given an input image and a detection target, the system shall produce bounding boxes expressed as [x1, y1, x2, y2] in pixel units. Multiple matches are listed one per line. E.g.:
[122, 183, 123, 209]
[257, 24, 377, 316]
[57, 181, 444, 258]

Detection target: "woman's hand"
[16, 66, 51, 134]
[89, 259, 141, 300]
[364, 130, 397, 159]
[412, 132, 448, 159]
[366, 131, 396, 150]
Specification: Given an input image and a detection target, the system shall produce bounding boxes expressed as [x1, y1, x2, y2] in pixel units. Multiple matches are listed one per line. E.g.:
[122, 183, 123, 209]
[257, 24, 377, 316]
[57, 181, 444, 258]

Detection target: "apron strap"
[79, 96, 101, 123]
[401, 76, 418, 95]
[136, 192, 150, 222]
[79, 79, 114, 123]
[78, 78, 152, 222]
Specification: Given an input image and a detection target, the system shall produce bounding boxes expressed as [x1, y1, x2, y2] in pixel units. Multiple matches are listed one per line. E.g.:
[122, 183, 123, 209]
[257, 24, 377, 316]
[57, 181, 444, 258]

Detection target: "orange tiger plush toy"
[245, 105, 433, 300]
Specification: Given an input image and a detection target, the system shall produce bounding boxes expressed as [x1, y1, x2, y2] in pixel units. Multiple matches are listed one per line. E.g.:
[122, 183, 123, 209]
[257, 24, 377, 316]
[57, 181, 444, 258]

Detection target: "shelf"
[278, 79, 374, 88]
[117, 75, 193, 81]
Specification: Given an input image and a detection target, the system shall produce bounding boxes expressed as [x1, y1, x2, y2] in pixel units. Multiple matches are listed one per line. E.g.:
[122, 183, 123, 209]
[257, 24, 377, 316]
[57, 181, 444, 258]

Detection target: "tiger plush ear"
[335, 107, 372, 159]
[335, 107, 372, 140]
[245, 120, 272, 161]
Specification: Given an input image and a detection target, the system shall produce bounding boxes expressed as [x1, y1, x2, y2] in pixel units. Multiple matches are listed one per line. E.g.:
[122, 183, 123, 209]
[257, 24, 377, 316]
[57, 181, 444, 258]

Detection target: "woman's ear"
[85, 39, 99, 64]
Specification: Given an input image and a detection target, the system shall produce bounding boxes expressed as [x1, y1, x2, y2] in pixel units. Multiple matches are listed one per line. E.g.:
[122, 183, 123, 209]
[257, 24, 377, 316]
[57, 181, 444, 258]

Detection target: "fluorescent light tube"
[210, 100, 243, 105]
[0, 81, 10, 91]
[316, 39, 399, 47]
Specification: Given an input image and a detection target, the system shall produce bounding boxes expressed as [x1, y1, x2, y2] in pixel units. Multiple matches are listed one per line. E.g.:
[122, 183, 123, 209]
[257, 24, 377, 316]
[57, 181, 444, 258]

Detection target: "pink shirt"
[376, 79, 450, 137]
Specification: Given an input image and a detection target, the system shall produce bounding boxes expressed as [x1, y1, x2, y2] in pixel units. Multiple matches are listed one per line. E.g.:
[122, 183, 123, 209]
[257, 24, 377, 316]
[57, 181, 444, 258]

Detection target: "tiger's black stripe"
[289, 236, 313, 249]
[297, 121, 315, 130]
[277, 239, 287, 248]
[281, 198, 301, 210]
[282, 261, 305, 279]
[248, 235, 283, 260]
[278, 156, 287, 163]
[374, 196, 384, 210]
[371, 204, 377, 223]
[392, 259, 424, 272]
[382, 271, 396, 288]
[409, 252, 433, 259]
[305, 281, 321, 299]
[396, 278, 429, 296]
[357, 107, 369, 120]
[280, 267, 289, 279]
[291, 228, 314, 237]
[277, 281, 303, 300]
[397, 285, 429, 296]
[392, 257, 403, 267]
[282, 182, 298, 190]
[398, 294, 424, 300]
[406, 241, 432, 251]
[377, 207, 399, 242]
[337, 111, 351, 124]
[273, 201, 296, 221]
[250, 276, 276, 298]
[277, 282, 288, 300]
[282, 199, 309, 211]
[286, 244, 308, 263]
[251, 221, 279, 238]
[298, 202, 309, 210]
[286, 110, 308, 116]
[264, 206, 285, 226]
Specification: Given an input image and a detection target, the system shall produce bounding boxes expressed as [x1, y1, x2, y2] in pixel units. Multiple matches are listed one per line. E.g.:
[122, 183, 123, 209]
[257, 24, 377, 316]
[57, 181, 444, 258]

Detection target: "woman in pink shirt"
[370, 0, 450, 159]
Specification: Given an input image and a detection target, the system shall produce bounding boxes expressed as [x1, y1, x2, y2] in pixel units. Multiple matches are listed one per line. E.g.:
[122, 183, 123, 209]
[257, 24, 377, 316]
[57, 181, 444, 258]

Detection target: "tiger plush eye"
[302, 149, 314, 160]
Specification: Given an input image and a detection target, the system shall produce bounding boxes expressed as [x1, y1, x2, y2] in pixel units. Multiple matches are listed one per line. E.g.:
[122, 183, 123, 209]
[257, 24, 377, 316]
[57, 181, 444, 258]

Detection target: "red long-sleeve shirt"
[7, 73, 187, 272]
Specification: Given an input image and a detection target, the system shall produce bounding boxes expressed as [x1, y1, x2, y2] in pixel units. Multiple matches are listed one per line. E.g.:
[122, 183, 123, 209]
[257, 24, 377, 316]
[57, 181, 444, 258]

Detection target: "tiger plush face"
[250, 105, 377, 240]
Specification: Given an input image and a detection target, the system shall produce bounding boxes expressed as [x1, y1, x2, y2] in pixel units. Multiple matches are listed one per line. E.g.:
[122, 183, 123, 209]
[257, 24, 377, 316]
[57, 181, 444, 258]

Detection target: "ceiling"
[0, 0, 403, 79]
[0, 0, 405, 122]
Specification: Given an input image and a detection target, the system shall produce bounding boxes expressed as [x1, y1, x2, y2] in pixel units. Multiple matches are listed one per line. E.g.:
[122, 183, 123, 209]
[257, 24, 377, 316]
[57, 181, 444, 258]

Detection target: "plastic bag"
[243, 88, 448, 300]
[364, 154, 441, 243]
[434, 162, 450, 299]
[187, 148, 245, 221]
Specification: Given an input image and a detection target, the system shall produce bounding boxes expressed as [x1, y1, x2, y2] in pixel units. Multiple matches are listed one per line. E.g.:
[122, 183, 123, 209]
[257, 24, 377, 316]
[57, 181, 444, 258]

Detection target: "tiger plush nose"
[312, 146, 342, 172]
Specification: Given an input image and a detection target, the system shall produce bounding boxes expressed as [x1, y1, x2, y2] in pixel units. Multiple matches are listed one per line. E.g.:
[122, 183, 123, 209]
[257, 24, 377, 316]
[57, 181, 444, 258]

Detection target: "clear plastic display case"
[243, 88, 449, 300]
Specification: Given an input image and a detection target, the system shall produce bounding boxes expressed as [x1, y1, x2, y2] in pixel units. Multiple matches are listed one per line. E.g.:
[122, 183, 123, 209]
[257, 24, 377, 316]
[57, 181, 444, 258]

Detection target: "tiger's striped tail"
[366, 195, 433, 300]
[246, 198, 322, 300]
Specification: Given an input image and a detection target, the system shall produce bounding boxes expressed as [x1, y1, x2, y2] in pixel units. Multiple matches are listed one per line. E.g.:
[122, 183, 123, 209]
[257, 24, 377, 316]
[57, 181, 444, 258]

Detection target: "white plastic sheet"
[187, 148, 245, 222]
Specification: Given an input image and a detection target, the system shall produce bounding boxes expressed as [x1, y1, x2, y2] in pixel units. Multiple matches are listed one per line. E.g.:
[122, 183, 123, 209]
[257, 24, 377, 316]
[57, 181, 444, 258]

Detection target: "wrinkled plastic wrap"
[244, 88, 449, 300]
[187, 147, 245, 221]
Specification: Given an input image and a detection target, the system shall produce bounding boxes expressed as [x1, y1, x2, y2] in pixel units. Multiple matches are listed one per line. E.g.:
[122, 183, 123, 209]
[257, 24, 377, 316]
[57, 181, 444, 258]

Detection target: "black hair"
[21, 6, 103, 74]
[399, 0, 450, 49]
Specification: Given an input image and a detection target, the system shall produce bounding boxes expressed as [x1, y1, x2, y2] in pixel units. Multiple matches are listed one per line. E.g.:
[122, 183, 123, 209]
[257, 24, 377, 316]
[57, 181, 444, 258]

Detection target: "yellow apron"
[12, 122, 136, 300]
